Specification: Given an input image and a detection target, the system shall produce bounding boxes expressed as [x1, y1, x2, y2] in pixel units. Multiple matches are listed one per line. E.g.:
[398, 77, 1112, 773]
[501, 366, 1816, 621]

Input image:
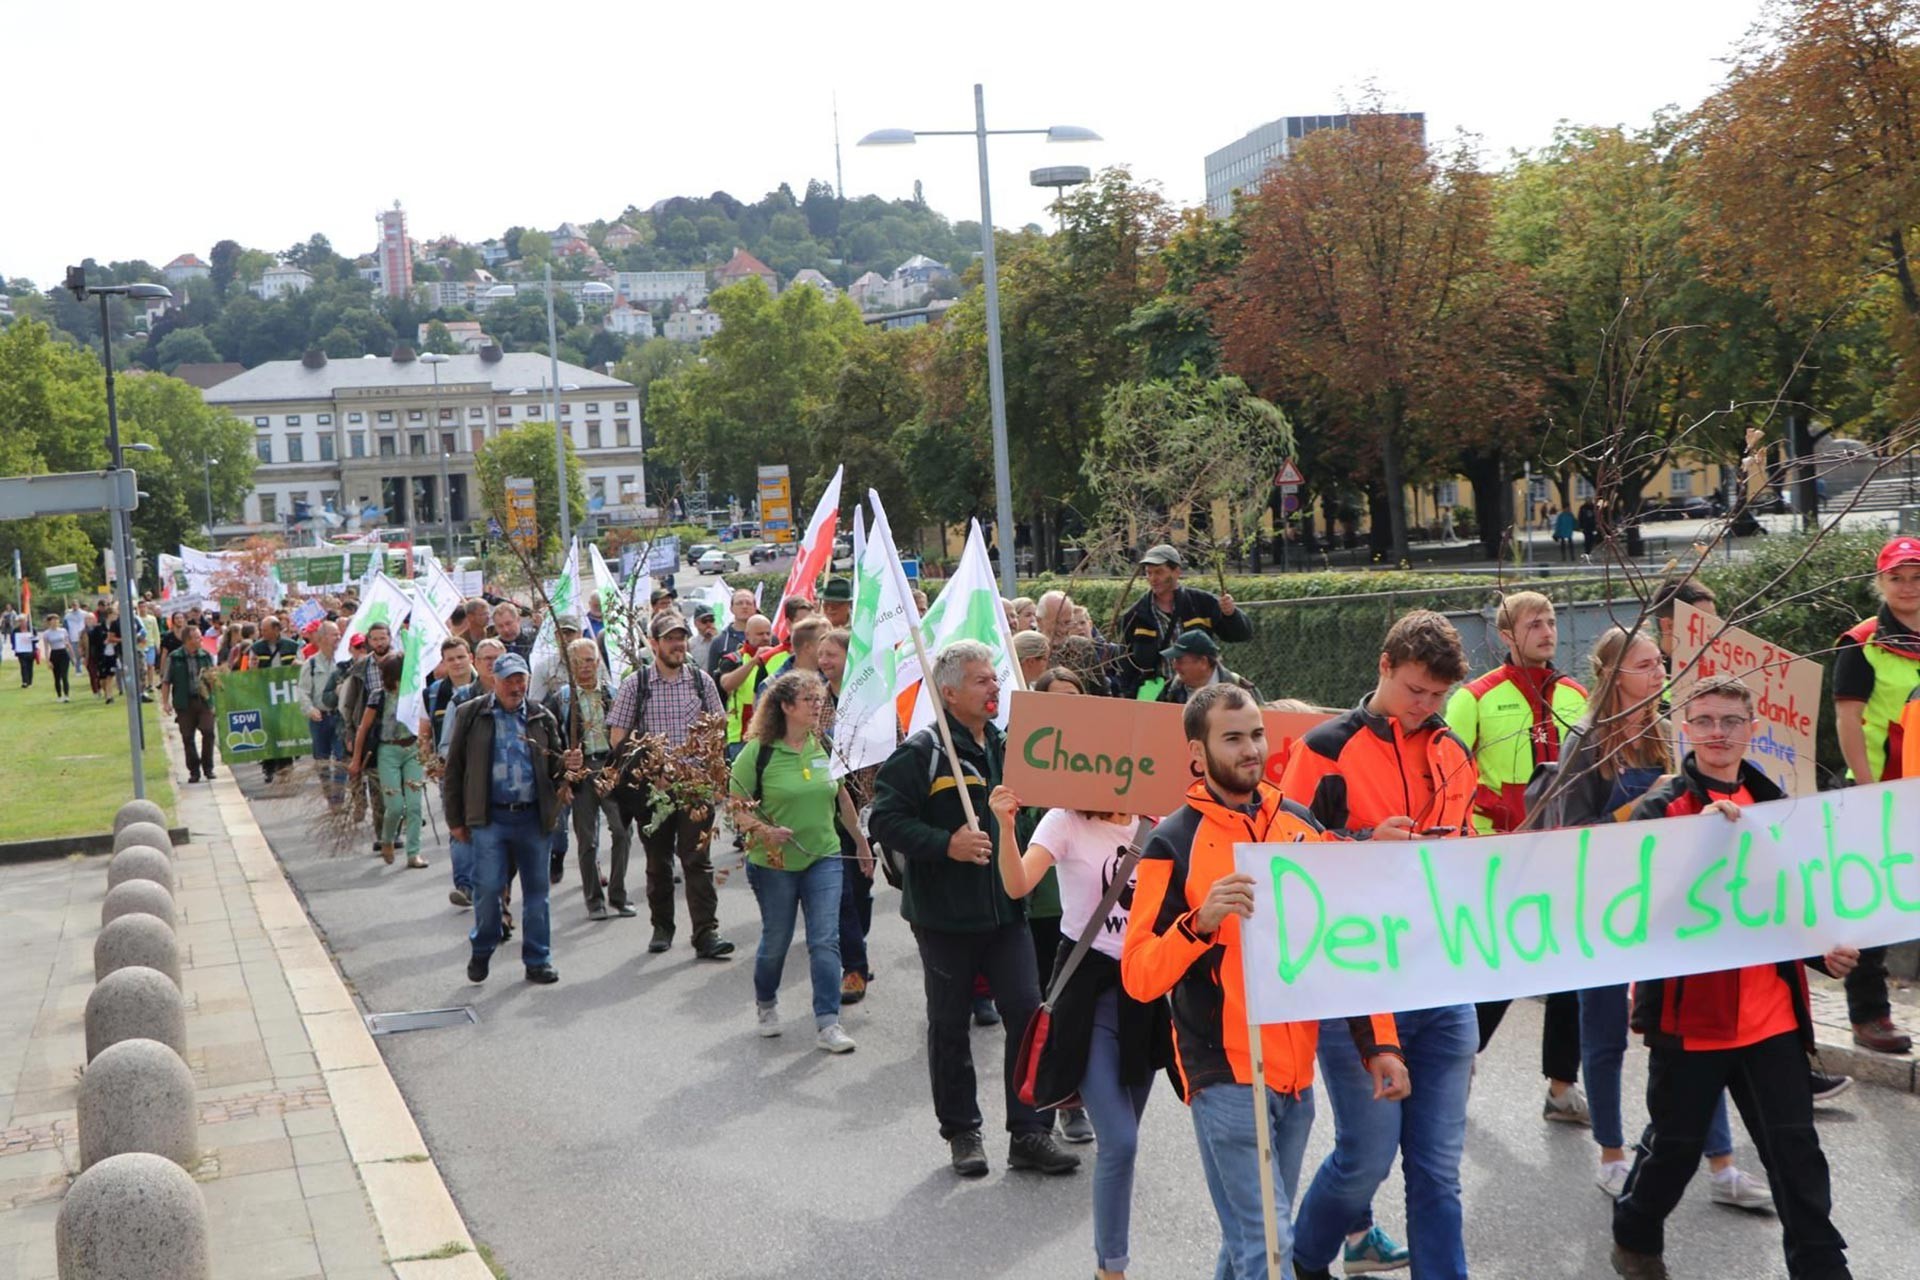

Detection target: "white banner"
[831, 491, 918, 778]
[1234, 779, 1920, 1025]
[333, 574, 414, 662]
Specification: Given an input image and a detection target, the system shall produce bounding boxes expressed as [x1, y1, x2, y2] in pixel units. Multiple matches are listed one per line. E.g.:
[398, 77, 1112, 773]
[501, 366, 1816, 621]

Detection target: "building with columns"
[199, 347, 646, 541]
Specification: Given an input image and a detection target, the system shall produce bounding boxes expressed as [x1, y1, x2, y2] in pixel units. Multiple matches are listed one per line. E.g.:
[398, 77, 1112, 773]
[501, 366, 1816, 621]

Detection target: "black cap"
[1161, 628, 1220, 661]
[821, 577, 853, 603]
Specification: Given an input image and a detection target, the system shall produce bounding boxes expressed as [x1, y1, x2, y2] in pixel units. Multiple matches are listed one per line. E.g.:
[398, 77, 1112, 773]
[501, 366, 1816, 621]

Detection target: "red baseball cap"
[349, 633, 370, 650]
[1878, 536, 1920, 574]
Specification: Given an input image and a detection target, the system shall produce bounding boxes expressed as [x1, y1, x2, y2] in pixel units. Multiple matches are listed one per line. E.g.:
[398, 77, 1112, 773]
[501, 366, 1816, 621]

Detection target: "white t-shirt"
[1030, 810, 1141, 961]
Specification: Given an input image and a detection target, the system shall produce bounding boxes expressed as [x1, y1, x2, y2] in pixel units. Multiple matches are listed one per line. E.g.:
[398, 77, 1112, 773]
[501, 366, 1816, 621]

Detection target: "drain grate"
[364, 1006, 478, 1036]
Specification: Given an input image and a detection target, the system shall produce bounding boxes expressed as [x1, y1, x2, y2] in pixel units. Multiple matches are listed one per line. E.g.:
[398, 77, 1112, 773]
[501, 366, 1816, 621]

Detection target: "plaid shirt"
[609, 661, 722, 746]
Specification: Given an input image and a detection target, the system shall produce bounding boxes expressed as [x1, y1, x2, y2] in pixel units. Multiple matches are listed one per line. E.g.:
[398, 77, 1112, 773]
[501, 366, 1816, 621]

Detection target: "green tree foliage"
[115, 373, 258, 557]
[805, 327, 930, 531]
[153, 327, 220, 373]
[474, 422, 586, 564]
[421, 320, 459, 355]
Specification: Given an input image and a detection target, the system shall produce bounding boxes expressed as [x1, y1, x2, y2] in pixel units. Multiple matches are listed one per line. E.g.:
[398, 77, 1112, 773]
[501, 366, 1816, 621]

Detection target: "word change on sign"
[1004, 693, 1328, 816]
[1671, 600, 1822, 797]
[1233, 778, 1920, 1025]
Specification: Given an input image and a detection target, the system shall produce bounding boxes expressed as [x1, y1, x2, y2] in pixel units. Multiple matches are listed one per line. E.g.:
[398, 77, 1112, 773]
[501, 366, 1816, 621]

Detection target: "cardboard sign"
[1004, 691, 1329, 816]
[1670, 601, 1822, 797]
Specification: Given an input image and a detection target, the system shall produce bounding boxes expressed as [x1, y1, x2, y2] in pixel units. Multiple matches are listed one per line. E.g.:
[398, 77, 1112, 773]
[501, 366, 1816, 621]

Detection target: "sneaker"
[449, 888, 472, 908]
[816, 1023, 856, 1054]
[1596, 1160, 1633, 1199]
[588, 904, 610, 921]
[841, 972, 868, 1005]
[949, 1130, 988, 1178]
[1343, 1225, 1411, 1274]
[1057, 1107, 1094, 1144]
[757, 1005, 781, 1037]
[1544, 1081, 1591, 1126]
[1709, 1166, 1774, 1212]
[972, 996, 1001, 1026]
[1610, 1245, 1671, 1279]
[1008, 1131, 1080, 1175]
[1809, 1070, 1854, 1104]
[1852, 1016, 1912, 1054]
[406, 854, 428, 869]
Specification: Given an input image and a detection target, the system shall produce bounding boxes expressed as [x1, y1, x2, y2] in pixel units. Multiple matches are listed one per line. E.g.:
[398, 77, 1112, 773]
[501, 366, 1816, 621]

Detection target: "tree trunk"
[1365, 478, 1393, 557]
[1461, 448, 1509, 561]
[1379, 395, 1412, 563]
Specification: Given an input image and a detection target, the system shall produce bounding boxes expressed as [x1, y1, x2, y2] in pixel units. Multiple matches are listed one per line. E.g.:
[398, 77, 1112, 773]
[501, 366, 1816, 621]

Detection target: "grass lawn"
[0, 670, 175, 843]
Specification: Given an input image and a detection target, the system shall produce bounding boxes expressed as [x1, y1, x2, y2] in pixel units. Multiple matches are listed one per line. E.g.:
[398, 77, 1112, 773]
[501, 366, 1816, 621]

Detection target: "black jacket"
[868, 713, 1024, 933]
[1117, 585, 1254, 695]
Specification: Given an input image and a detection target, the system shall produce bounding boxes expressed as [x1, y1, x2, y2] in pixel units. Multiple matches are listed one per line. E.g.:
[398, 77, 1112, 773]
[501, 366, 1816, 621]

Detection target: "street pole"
[545, 263, 570, 553]
[441, 452, 454, 563]
[96, 294, 147, 800]
[975, 83, 1018, 600]
[203, 454, 216, 541]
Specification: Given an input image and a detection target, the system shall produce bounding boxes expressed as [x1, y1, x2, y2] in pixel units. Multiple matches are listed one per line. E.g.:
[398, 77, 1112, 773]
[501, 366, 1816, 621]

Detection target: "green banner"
[303, 556, 344, 585]
[45, 563, 80, 593]
[212, 667, 312, 764]
[348, 551, 372, 578]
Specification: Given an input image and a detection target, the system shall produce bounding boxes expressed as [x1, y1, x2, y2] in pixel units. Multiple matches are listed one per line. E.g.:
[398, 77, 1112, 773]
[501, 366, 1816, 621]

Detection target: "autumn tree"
[1209, 113, 1546, 562]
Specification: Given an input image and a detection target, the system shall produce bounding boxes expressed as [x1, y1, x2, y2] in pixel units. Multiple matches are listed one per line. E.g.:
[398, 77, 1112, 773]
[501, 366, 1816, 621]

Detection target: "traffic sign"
[1272, 459, 1304, 488]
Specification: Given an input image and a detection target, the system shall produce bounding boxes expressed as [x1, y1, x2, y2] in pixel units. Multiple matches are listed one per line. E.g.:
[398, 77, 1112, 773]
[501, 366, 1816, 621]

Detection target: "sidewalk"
[1808, 973, 1919, 1093]
[0, 719, 493, 1280]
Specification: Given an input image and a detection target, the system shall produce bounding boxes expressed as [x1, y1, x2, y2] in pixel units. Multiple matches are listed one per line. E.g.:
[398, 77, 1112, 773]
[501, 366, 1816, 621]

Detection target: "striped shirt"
[609, 661, 722, 746]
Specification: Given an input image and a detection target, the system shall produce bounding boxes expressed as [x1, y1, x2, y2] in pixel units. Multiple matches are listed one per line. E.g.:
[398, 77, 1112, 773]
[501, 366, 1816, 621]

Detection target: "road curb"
[0, 826, 192, 865]
[1812, 1031, 1917, 1094]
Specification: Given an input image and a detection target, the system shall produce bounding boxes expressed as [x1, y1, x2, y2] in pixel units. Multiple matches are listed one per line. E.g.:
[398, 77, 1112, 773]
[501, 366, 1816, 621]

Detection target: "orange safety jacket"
[1279, 696, 1479, 838]
[1121, 778, 1400, 1101]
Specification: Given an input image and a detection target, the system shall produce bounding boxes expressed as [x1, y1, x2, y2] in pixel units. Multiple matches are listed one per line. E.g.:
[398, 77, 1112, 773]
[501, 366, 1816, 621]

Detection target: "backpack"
[338, 657, 369, 729]
[319, 659, 345, 714]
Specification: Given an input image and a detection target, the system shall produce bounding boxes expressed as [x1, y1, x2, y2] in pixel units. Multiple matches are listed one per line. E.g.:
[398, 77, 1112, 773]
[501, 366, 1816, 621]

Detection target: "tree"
[474, 422, 586, 564]
[116, 373, 258, 558]
[154, 327, 220, 373]
[805, 327, 929, 530]
[1209, 112, 1547, 562]
[421, 320, 459, 355]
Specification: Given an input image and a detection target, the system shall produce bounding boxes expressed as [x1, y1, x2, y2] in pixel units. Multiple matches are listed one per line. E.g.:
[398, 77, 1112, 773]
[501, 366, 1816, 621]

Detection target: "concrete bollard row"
[58, 798, 209, 1279]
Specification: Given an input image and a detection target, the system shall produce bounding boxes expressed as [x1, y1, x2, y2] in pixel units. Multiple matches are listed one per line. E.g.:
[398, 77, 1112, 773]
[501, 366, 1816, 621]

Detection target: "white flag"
[394, 599, 451, 732]
[901, 520, 1018, 732]
[417, 558, 464, 627]
[590, 543, 641, 687]
[831, 492, 920, 777]
[334, 573, 414, 663]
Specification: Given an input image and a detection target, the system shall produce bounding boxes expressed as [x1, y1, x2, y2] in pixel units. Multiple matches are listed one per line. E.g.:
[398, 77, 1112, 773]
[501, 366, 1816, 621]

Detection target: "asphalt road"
[234, 770, 1920, 1280]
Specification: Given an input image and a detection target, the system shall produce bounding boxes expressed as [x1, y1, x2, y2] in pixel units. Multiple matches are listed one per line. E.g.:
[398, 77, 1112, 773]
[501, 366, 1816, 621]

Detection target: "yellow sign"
[505, 476, 538, 552]
[758, 464, 794, 544]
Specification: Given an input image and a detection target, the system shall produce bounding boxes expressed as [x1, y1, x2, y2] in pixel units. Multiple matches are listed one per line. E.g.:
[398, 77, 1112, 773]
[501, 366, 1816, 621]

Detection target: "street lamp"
[421, 352, 451, 560]
[860, 88, 1101, 597]
[64, 267, 172, 801]
[203, 453, 219, 540]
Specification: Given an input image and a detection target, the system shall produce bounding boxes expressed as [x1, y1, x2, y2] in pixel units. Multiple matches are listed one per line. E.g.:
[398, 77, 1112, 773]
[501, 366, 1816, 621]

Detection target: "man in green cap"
[820, 578, 853, 629]
[1155, 628, 1259, 706]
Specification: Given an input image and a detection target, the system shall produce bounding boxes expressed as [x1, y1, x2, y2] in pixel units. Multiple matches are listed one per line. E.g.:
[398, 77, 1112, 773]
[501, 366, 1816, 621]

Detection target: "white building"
[613, 270, 708, 308]
[787, 268, 838, 299]
[604, 303, 655, 339]
[163, 254, 211, 285]
[416, 320, 490, 352]
[198, 349, 646, 539]
[847, 271, 888, 310]
[663, 308, 721, 342]
[253, 263, 315, 300]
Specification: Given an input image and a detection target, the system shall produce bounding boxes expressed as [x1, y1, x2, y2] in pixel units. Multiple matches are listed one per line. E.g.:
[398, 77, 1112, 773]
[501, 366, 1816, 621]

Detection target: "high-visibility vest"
[725, 649, 790, 744]
[1840, 617, 1920, 781]
[1445, 664, 1589, 834]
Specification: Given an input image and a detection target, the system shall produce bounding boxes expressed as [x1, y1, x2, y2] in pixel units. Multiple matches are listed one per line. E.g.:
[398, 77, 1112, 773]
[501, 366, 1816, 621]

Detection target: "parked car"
[1635, 496, 1715, 523]
[697, 549, 741, 575]
[830, 538, 854, 572]
[686, 542, 716, 567]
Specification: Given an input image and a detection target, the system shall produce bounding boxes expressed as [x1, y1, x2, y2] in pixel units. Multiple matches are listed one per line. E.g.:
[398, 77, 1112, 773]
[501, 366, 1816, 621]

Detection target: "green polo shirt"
[729, 736, 842, 872]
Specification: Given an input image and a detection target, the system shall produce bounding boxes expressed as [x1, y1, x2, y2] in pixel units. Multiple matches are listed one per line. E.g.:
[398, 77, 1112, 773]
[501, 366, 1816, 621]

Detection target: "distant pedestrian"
[250, 616, 301, 781]
[1553, 506, 1577, 561]
[164, 623, 217, 782]
[40, 613, 72, 702]
[11, 617, 36, 686]
[1578, 500, 1599, 553]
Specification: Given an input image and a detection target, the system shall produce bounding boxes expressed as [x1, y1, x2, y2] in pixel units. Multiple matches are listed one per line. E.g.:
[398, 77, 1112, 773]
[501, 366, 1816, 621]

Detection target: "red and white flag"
[771, 465, 844, 640]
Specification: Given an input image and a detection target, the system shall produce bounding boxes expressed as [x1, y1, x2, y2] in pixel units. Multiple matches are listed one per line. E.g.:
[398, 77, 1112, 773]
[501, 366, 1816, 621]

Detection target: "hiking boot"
[648, 926, 673, 953]
[1852, 1016, 1912, 1054]
[693, 932, 735, 960]
[1610, 1245, 1671, 1279]
[1008, 1131, 1080, 1175]
[948, 1130, 988, 1178]
[841, 972, 868, 1005]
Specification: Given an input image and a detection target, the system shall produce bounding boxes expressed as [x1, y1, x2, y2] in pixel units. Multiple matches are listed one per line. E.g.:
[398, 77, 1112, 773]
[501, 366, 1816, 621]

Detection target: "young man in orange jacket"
[1124, 684, 1408, 1280]
[1281, 609, 1478, 1280]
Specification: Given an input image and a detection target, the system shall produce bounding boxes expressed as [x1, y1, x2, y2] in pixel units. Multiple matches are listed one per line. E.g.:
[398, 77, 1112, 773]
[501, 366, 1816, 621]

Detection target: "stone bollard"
[113, 820, 173, 856]
[76, 1038, 198, 1170]
[94, 914, 182, 986]
[101, 880, 177, 931]
[56, 1150, 210, 1280]
[106, 845, 175, 893]
[84, 967, 187, 1062]
[112, 799, 168, 836]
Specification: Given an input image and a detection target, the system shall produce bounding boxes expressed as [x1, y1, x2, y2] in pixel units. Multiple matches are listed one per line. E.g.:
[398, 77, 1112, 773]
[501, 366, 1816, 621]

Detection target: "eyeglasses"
[1684, 714, 1754, 735]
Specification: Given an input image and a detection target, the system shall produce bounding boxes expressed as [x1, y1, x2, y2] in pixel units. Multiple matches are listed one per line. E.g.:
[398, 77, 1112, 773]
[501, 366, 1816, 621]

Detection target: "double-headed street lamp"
[64, 267, 173, 800]
[861, 86, 1100, 596]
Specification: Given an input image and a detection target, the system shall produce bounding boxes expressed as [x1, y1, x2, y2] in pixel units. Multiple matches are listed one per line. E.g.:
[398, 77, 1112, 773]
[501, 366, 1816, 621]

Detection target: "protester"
[1610, 674, 1861, 1280]
[1009, 596, 1038, 634]
[1123, 684, 1408, 1280]
[608, 611, 734, 959]
[1037, 590, 1073, 645]
[249, 616, 302, 781]
[295, 621, 347, 808]
[1013, 630, 1051, 687]
[349, 651, 426, 868]
[339, 626, 390, 848]
[455, 599, 491, 652]
[709, 588, 755, 672]
[820, 577, 853, 629]
[492, 600, 535, 661]
[164, 623, 217, 782]
[650, 586, 678, 618]
[444, 651, 578, 984]
[691, 604, 718, 663]
[1830, 534, 1920, 1054]
[868, 639, 1081, 1179]
[730, 669, 869, 1053]
[548, 637, 633, 921]
[11, 616, 36, 686]
[1282, 609, 1478, 1280]
[1155, 629, 1259, 706]
[437, 638, 503, 910]
[41, 613, 73, 702]
[87, 607, 122, 705]
[817, 627, 878, 1004]
[529, 613, 581, 704]
[1117, 544, 1251, 697]
[1444, 591, 1590, 1122]
[717, 613, 785, 763]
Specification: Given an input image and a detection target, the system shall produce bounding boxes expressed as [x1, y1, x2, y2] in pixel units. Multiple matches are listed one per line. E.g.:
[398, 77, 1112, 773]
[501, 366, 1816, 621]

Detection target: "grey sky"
[4, 0, 1767, 287]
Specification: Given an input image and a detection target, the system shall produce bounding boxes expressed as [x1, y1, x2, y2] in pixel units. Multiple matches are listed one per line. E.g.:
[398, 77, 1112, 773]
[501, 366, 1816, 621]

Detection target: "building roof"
[201, 351, 632, 404]
[894, 254, 947, 273]
[849, 270, 886, 289]
[171, 362, 246, 389]
[716, 247, 777, 280]
[166, 253, 209, 270]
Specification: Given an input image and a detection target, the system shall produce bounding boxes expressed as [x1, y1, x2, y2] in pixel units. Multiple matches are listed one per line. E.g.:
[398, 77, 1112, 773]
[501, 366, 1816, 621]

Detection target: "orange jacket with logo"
[1121, 778, 1400, 1101]
[1279, 697, 1478, 838]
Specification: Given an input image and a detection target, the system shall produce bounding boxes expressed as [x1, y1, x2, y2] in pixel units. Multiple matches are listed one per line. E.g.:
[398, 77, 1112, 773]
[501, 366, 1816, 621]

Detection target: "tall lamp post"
[203, 453, 219, 540]
[64, 267, 172, 801]
[860, 87, 1100, 597]
[543, 264, 570, 550]
[421, 352, 451, 560]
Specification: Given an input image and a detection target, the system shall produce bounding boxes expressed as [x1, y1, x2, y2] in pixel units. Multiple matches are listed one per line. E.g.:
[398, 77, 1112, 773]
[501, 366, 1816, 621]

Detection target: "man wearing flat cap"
[1156, 628, 1259, 706]
[1116, 543, 1253, 697]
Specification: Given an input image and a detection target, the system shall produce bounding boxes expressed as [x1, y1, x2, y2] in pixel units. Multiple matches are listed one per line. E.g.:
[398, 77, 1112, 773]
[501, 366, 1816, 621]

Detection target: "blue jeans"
[837, 826, 873, 979]
[449, 836, 475, 896]
[747, 856, 843, 1026]
[308, 713, 347, 807]
[469, 809, 552, 967]
[1581, 984, 1733, 1158]
[1189, 1080, 1315, 1280]
[1080, 987, 1155, 1273]
[1295, 1005, 1475, 1279]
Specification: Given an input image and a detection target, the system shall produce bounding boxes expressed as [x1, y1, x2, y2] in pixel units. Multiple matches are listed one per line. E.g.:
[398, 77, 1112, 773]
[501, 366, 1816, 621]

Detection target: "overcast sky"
[4, 0, 1769, 287]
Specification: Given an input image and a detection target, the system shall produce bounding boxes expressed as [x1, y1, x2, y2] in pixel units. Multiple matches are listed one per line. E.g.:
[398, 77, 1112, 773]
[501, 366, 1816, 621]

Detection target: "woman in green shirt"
[730, 669, 872, 1055]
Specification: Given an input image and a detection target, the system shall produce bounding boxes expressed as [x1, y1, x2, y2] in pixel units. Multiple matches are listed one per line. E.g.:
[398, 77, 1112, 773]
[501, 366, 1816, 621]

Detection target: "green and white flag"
[417, 557, 464, 627]
[527, 538, 580, 700]
[393, 592, 451, 732]
[589, 542, 643, 688]
[333, 573, 414, 663]
[833, 492, 920, 777]
[902, 519, 1018, 732]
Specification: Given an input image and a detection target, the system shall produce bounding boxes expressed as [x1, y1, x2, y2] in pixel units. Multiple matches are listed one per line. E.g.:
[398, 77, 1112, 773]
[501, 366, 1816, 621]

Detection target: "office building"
[1204, 112, 1426, 217]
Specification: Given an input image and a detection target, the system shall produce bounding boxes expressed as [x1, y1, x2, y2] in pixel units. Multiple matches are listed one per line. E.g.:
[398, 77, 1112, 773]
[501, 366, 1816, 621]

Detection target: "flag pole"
[1240, 941, 1282, 1280]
